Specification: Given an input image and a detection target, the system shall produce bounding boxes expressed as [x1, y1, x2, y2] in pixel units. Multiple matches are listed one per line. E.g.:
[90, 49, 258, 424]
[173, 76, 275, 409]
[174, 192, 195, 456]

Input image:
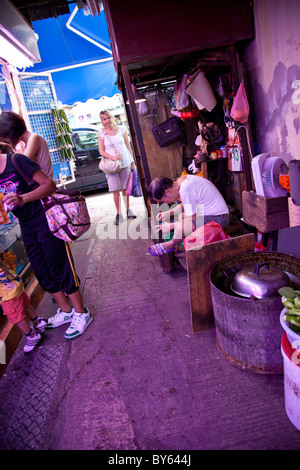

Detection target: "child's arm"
[3, 170, 56, 207]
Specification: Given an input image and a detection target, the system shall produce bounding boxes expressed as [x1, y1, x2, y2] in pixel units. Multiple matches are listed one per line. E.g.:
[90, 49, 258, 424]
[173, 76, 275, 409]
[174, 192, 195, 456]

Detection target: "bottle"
[220, 146, 228, 158]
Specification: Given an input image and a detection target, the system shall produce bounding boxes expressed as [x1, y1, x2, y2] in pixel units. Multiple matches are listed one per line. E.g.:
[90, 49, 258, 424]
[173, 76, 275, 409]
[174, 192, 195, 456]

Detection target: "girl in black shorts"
[0, 142, 92, 346]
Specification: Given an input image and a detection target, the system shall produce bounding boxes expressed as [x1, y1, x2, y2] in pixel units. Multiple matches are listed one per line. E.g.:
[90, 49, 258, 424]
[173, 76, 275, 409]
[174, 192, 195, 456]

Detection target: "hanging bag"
[175, 74, 190, 112]
[125, 169, 133, 196]
[152, 95, 182, 147]
[131, 169, 142, 197]
[230, 82, 250, 124]
[152, 117, 182, 147]
[99, 131, 122, 174]
[11, 154, 91, 243]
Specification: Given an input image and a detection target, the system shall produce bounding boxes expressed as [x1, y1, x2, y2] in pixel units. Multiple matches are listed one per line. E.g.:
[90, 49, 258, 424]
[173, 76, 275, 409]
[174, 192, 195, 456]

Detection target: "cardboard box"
[242, 191, 289, 232]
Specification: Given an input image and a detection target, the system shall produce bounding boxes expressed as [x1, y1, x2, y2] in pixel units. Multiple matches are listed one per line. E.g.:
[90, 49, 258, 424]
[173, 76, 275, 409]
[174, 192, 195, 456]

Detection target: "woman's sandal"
[148, 243, 175, 256]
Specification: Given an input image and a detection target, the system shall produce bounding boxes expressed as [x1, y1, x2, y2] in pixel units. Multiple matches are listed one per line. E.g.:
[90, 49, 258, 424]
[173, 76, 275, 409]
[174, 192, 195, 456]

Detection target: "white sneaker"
[47, 307, 74, 329]
[23, 331, 42, 353]
[64, 308, 93, 339]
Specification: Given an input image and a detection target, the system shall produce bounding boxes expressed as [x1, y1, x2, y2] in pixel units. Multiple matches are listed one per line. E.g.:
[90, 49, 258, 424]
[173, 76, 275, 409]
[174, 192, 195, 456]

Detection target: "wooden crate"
[242, 191, 289, 233]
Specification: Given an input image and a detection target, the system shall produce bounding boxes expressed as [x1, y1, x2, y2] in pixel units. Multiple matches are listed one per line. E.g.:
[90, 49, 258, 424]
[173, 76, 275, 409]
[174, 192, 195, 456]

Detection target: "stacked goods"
[51, 107, 75, 161]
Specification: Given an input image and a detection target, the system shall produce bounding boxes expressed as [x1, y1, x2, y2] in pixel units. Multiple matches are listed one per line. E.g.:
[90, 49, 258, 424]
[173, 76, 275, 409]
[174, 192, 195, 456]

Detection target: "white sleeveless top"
[98, 125, 133, 168]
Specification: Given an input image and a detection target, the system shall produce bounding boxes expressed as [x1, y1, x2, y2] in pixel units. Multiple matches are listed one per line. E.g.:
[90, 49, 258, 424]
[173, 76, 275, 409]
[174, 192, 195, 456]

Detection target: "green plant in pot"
[279, 286, 300, 350]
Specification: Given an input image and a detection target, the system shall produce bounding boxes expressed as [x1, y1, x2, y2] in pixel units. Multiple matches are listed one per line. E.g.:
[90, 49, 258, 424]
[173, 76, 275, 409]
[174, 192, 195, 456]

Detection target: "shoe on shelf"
[114, 213, 124, 225]
[31, 317, 48, 335]
[23, 331, 42, 353]
[127, 209, 137, 219]
[46, 307, 74, 329]
[64, 308, 93, 340]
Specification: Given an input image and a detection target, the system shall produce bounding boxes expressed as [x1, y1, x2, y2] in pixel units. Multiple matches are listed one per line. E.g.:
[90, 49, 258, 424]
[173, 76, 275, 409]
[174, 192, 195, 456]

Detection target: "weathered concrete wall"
[243, 0, 300, 163]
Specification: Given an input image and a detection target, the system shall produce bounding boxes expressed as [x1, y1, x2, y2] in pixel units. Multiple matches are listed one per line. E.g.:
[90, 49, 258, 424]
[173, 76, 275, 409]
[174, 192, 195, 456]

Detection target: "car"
[65, 126, 108, 192]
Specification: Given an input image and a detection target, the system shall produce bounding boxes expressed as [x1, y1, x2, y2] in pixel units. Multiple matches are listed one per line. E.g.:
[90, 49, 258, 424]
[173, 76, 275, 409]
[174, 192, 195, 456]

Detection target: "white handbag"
[99, 131, 122, 174]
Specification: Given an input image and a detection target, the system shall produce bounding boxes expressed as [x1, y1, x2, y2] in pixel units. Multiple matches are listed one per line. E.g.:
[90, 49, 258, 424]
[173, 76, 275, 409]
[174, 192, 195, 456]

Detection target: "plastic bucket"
[185, 70, 217, 112]
[280, 308, 300, 351]
[281, 332, 300, 430]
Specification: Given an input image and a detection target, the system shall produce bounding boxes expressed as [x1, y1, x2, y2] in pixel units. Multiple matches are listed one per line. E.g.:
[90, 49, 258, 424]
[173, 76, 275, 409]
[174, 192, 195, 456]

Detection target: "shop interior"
[101, 0, 299, 263]
[102, 3, 257, 268]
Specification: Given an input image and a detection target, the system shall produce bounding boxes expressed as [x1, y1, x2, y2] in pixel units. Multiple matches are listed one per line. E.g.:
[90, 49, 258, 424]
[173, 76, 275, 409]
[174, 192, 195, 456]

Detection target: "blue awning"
[28, 5, 119, 105]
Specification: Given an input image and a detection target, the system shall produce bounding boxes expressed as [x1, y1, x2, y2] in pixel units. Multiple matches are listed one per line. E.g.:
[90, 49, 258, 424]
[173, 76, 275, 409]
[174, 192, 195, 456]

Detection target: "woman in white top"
[98, 110, 136, 225]
[148, 174, 230, 255]
[0, 111, 53, 178]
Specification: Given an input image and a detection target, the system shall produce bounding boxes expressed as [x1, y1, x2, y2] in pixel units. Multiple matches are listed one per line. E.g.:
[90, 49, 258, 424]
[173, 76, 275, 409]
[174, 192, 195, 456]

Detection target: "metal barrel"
[210, 252, 300, 374]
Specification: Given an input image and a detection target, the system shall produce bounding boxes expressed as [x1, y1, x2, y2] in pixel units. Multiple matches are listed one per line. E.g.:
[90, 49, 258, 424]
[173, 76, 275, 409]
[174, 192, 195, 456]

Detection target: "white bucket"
[281, 333, 300, 430]
[280, 308, 300, 351]
[185, 70, 217, 112]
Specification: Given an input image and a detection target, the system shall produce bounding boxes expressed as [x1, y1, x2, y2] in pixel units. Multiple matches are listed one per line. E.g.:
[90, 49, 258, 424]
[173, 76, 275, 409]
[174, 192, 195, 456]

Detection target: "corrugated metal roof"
[10, 0, 71, 25]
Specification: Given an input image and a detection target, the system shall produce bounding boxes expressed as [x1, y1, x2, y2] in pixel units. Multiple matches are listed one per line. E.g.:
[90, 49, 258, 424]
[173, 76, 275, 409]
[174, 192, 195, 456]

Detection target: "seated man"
[148, 174, 230, 255]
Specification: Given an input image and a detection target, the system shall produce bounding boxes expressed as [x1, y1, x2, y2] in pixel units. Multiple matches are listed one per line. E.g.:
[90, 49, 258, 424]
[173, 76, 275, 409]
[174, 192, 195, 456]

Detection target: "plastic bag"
[230, 83, 250, 123]
[126, 170, 133, 196]
[175, 74, 190, 112]
[254, 242, 267, 252]
[138, 101, 148, 115]
[131, 169, 142, 197]
[183, 221, 231, 251]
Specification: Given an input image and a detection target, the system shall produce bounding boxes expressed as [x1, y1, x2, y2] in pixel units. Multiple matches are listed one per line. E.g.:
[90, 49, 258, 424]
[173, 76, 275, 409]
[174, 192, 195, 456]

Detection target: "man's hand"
[156, 210, 170, 223]
[155, 221, 173, 235]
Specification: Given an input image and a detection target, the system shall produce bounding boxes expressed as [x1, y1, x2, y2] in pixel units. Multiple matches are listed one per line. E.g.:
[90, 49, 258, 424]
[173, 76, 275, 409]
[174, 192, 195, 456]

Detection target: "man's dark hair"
[148, 177, 173, 200]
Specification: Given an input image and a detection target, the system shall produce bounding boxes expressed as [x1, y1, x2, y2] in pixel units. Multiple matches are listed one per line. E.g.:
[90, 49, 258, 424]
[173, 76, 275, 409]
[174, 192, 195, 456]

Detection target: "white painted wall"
[243, 0, 300, 163]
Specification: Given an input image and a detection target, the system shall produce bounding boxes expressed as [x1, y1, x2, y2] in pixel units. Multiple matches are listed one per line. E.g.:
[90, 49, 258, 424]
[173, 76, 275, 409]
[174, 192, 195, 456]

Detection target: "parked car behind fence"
[65, 126, 108, 192]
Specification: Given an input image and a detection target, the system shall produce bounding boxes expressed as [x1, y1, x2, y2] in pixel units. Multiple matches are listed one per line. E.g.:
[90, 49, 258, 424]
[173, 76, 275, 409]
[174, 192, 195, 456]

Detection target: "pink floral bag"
[41, 190, 91, 242]
[11, 155, 91, 242]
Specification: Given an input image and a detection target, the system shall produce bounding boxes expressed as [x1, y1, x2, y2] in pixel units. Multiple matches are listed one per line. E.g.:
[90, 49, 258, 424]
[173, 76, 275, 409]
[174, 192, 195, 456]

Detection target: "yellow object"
[0, 267, 24, 303]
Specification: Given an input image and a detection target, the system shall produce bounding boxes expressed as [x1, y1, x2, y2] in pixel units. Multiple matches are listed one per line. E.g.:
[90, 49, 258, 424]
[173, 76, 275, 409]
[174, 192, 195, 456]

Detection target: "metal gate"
[14, 72, 73, 183]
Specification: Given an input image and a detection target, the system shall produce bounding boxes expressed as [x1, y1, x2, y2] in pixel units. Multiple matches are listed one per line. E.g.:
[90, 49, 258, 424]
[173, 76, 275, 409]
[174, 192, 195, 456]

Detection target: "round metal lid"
[230, 262, 291, 299]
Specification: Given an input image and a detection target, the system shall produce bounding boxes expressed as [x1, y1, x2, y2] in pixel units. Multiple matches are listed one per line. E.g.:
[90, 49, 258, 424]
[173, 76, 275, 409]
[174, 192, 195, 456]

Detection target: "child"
[0, 252, 47, 353]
